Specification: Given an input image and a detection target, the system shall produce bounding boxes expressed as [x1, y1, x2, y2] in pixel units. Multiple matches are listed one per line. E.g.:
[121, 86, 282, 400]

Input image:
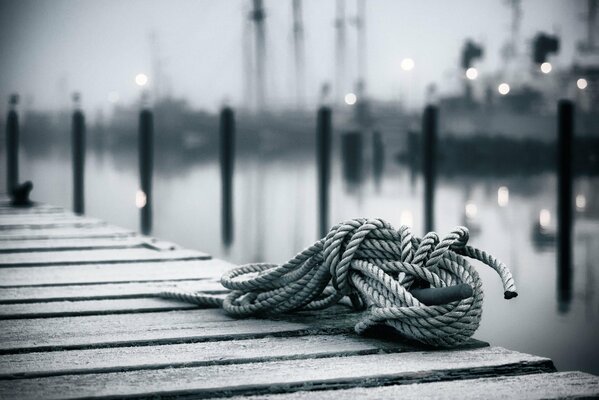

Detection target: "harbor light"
[344, 92, 357, 105]
[498, 83, 510, 95]
[465, 202, 478, 219]
[540, 62, 552, 74]
[400, 58, 415, 71]
[497, 186, 509, 207]
[108, 92, 120, 103]
[466, 67, 478, 80]
[400, 210, 414, 228]
[539, 209, 551, 229]
[577, 78, 588, 90]
[135, 190, 147, 208]
[135, 73, 149, 87]
[576, 194, 587, 211]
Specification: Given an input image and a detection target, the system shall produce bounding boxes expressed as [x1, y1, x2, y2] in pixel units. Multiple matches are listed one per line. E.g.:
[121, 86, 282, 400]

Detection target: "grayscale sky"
[0, 0, 586, 114]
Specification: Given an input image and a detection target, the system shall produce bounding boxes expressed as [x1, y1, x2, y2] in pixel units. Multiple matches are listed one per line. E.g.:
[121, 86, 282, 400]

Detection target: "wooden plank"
[0, 259, 232, 287]
[0, 248, 210, 267]
[0, 279, 226, 303]
[227, 371, 599, 400]
[0, 334, 423, 379]
[0, 225, 134, 240]
[0, 297, 216, 319]
[0, 236, 146, 252]
[0, 347, 555, 399]
[0, 217, 104, 230]
[0, 309, 355, 353]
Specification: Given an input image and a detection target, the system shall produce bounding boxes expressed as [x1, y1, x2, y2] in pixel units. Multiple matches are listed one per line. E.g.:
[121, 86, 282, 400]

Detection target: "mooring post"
[139, 108, 153, 235]
[341, 131, 364, 187]
[557, 99, 573, 310]
[72, 93, 85, 215]
[220, 107, 235, 248]
[317, 106, 332, 238]
[423, 105, 438, 234]
[6, 94, 19, 194]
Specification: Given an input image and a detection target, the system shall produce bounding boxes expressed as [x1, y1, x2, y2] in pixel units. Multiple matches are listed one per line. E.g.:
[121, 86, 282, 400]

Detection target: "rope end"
[504, 291, 518, 300]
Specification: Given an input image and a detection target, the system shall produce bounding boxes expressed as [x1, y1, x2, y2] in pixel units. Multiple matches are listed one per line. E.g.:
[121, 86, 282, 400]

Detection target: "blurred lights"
[540, 62, 552, 74]
[465, 202, 478, 219]
[576, 194, 587, 211]
[135, 73, 149, 87]
[539, 209, 551, 229]
[465, 67, 478, 80]
[497, 186, 509, 207]
[577, 78, 588, 90]
[400, 58, 415, 71]
[344, 92, 357, 105]
[135, 190, 147, 208]
[400, 210, 414, 228]
[498, 83, 510, 95]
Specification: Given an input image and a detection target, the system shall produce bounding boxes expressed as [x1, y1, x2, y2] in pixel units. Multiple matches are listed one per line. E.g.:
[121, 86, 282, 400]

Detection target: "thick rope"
[160, 218, 517, 347]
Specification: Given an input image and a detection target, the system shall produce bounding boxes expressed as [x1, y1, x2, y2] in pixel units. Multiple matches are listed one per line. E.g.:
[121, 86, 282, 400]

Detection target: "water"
[4, 118, 599, 375]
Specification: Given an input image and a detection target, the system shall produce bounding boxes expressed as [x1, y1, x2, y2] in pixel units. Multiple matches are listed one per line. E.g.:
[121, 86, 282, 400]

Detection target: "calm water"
[5, 129, 599, 375]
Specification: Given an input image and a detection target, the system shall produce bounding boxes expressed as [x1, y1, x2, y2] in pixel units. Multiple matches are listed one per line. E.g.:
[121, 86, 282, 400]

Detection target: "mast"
[292, 0, 306, 108]
[356, 0, 366, 96]
[251, 0, 267, 111]
[335, 0, 347, 104]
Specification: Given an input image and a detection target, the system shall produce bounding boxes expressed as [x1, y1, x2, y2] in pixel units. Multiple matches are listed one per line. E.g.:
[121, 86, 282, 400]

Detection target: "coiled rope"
[161, 218, 517, 347]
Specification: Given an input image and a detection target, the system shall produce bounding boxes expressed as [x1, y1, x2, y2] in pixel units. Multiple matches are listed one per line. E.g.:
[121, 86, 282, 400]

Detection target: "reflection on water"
[2, 109, 599, 376]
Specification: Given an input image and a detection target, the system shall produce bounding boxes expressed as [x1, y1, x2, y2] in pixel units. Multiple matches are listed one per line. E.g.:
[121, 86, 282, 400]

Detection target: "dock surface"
[0, 199, 598, 399]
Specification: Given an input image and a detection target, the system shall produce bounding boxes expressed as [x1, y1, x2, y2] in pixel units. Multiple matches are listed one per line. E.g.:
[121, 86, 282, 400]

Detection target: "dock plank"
[0, 247, 210, 267]
[0, 279, 225, 303]
[0, 334, 419, 379]
[0, 236, 147, 252]
[0, 259, 232, 287]
[0, 225, 134, 240]
[0, 347, 555, 400]
[226, 371, 599, 400]
[0, 217, 104, 230]
[0, 297, 211, 318]
[0, 309, 360, 352]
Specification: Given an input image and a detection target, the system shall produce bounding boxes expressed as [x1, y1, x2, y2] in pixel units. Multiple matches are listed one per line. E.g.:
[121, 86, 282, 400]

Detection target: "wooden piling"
[72, 98, 85, 215]
[220, 107, 235, 248]
[423, 105, 438, 234]
[6, 94, 19, 194]
[341, 131, 364, 187]
[557, 99, 573, 310]
[139, 109, 153, 235]
[317, 106, 332, 238]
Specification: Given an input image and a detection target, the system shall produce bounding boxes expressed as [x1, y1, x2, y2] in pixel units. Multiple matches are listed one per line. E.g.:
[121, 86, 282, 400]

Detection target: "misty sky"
[0, 0, 588, 115]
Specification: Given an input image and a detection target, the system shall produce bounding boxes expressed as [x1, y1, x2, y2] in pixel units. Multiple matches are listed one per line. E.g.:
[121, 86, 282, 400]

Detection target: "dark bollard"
[372, 131, 384, 189]
[220, 107, 235, 248]
[317, 106, 332, 238]
[341, 131, 364, 187]
[422, 105, 438, 234]
[139, 109, 153, 235]
[411, 283, 473, 306]
[72, 94, 85, 215]
[6, 94, 19, 193]
[557, 99, 573, 311]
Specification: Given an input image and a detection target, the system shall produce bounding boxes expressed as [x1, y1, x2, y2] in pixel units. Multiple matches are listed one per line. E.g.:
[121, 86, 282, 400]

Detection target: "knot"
[162, 219, 518, 347]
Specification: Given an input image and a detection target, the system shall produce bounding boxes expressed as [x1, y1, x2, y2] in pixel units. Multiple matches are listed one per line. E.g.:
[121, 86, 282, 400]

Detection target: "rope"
[160, 218, 517, 347]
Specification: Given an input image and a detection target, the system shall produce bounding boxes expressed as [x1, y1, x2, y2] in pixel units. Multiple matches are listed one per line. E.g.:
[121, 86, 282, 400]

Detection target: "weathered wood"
[0, 236, 146, 252]
[0, 279, 225, 303]
[229, 371, 599, 400]
[0, 297, 212, 319]
[0, 247, 210, 267]
[0, 216, 104, 229]
[0, 225, 134, 240]
[0, 334, 421, 379]
[0, 259, 232, 287]
[0, 347, 555, 399]
[0, 309, 346, 353]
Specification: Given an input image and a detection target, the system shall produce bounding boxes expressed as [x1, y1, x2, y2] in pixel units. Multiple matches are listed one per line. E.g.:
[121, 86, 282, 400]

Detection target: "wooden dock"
[1, 199, 598, 399]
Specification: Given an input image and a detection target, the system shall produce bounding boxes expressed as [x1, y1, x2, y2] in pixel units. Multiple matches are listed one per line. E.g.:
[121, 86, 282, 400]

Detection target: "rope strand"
[160, 218, 517, 347]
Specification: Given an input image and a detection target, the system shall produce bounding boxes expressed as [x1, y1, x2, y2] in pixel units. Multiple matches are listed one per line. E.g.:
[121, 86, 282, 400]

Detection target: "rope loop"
[161, 219, 518, 347]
